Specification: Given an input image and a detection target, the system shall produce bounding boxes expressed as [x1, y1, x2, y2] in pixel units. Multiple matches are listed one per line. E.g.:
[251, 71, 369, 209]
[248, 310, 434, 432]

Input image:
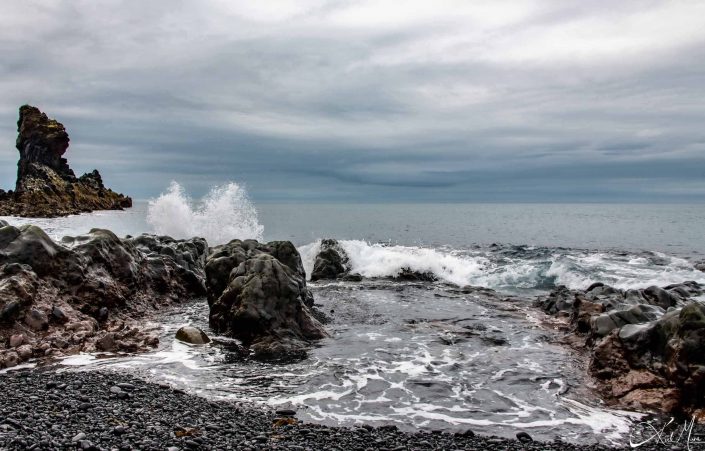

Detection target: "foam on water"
[147, 181, 263, 245]
[545, 252, 705, 290]
[300, 240, 705, 292]
[300, 239, 489, 286]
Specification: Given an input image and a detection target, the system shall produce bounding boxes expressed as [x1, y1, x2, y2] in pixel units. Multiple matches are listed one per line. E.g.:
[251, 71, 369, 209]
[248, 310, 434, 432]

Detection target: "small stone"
[275, 409, 296, 417]
[516, 431, 533, 442]
[96, 333, 117, 351]
[97, 306, 109, 322]
[72, 432, 86, 442]
[455, 428, 475, 437]
[0, 300, 21, 321]
[4, 351, 19, 367]
[9, 334, 24, 347]
[51, 305, 68, 323]
[24, 309, 49, 331]
[16, 344, 33, 360]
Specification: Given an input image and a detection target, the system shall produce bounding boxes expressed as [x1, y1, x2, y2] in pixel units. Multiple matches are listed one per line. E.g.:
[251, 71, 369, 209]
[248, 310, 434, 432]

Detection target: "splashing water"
[147, 181, 263, 245]
[299, 239, 705, 292]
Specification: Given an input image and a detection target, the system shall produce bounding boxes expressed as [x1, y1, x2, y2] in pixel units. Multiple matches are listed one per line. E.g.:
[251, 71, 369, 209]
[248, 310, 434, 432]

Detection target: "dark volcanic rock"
[0, 105, 132, 217]
[536, 281, 705, 416]
[0, 223, 208, 368]
[175, 326, 211, 344]
[393, 267, 438, 282]
[206, 239, 326, 360]
[0, 371, 633, 451]
[311, 239, 351, 281]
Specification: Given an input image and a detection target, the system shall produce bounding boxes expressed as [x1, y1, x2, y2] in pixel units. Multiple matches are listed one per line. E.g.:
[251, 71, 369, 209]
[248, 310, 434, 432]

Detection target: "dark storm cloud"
[0, 0, 703, 202]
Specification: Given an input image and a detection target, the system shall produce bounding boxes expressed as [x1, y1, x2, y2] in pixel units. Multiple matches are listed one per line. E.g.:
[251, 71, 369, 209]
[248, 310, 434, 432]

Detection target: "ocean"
[3, 183, 705, 445]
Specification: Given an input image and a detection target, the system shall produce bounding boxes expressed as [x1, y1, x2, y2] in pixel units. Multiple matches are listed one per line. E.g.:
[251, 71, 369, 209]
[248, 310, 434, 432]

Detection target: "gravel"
[0, 369, 669, 450]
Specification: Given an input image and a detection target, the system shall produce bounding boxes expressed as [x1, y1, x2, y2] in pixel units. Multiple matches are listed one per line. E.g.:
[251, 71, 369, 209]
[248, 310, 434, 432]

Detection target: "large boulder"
[0, 105, 132, 217]
[206, 239, 326, 360]
[206, 239, 312, 306]
[0, 223, 208, 367]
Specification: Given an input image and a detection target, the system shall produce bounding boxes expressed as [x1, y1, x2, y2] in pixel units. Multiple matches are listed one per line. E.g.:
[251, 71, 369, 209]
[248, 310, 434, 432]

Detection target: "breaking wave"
[300, 240, 705, 292]
[147, 181, 263, 245]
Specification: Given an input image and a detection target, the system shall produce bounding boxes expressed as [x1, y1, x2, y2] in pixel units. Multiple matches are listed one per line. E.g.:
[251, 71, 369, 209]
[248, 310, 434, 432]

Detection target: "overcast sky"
[1, 0, 704, 202]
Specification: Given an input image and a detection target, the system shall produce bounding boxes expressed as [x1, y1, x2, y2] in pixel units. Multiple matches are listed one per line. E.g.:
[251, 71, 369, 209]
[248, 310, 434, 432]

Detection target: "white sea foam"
[300, 239, 489, 286]
[147, 181, 263, 245]
[299, 240, 705, 291]
[546, 252, 705, 291]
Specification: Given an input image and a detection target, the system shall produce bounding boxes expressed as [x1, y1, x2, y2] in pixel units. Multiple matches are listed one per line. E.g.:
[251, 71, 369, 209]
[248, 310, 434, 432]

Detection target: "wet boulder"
[206, 239, 313, 306]
[175, 326, 211, 345]
[206, 240, 326, 360]
[127, 234, 208, 296]
[534, 285, 576, 315]
[311, 239, 350, 281]
[589, 304, 665, 338]
[0, 224, 84, 280]
[392, 267, 437, 282]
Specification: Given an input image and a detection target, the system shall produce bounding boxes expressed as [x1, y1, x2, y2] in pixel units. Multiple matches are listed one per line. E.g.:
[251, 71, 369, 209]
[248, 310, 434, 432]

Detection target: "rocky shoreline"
[3, 227, 705, 447]
[0, 221, 328, 368]
[0, 369, 658, 451]
[536, 281, 705, 418]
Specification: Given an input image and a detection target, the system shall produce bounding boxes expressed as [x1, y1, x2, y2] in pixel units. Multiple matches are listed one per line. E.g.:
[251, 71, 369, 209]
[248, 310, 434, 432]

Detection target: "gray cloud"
[0, 0, 703, 202]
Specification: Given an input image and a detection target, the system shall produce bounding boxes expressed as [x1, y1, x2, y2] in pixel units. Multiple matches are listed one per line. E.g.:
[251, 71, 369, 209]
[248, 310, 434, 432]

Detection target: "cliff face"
[0, 105, 132, 217]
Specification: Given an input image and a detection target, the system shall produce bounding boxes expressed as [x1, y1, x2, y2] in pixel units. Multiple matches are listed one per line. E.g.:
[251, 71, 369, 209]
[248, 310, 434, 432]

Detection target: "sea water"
[3, 182, 704, 445]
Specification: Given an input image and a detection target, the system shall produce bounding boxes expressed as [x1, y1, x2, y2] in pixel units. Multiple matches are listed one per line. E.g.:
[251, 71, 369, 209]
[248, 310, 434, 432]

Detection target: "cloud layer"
[1, 0, 703, 202]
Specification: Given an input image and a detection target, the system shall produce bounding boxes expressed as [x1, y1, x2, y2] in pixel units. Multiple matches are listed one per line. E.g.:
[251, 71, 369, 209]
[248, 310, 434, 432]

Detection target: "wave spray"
[147, 181, 264, 245]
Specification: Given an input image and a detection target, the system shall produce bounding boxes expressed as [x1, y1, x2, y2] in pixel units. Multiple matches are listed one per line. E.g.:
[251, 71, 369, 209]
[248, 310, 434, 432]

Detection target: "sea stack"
[0, 105, 132, 217]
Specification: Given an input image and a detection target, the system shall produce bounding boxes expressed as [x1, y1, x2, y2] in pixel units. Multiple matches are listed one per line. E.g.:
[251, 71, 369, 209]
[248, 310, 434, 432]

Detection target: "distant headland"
[0, 105, 131, 217]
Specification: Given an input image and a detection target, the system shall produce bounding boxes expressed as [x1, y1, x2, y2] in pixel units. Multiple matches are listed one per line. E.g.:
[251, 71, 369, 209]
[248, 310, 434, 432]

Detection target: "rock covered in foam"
[0, 105, 132, 217]
[309, 239, 436, 283]
[0, 222, 208, 368]
[311, 239, 351, 281]
[206, 239, 326, 360]
[536, 281, 705, 415]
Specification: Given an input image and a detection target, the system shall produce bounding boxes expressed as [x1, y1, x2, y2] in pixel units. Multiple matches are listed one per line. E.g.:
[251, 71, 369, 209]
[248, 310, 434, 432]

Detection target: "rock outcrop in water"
[311, 239, 351, 281]
[310, 238, 435, 282]
[0, 105, 132, 217]
[536, 281, 705, 416]
[0, 221, 207, 368]
[206, 239, 327, 360]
